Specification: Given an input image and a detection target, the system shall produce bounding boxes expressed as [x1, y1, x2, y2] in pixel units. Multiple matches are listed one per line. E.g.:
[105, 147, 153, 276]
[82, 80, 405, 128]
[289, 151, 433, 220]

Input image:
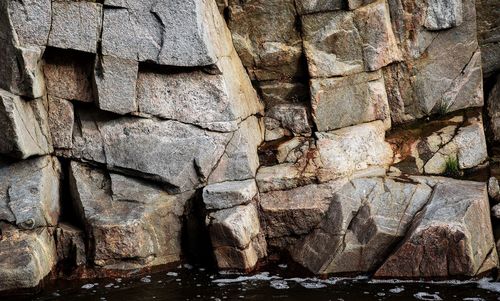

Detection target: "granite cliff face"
[0, 0, 499, 293]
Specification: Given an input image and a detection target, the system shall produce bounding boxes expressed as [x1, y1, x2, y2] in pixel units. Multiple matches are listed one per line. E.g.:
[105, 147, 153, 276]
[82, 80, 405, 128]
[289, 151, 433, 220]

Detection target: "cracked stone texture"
[55, 223, 86, 267]
[48, 1, 102, 53]
[385, 0, 482, 123]
[136, 50, 263, 132]
[71, 108, 233, 193]
[266, 103, 312, 137]
[0, 0, 49, 98]
[260, 180, 346, 250]
[0, 156, 61, 230]
[227, 0, 305, 81]
[207, 202, 267, 270]
[476, 0, 500, 77]
[301, 0, 401, 78]
[48, 96, 74, 149]
[203, 179, 258, 210]
[487, 75, 500, 142]
[291, 177, 433, 274]
[376, 179, 498, 278]
[0, 89, 52, 159]
[387, 112, 487, 175]
[0, 225, 57, 292]
[94, 55, 139, 115]
[311, 71, 391, 132]
[102, 0, 226, 66]
[316, 120, 393, 182]
[69, 161, 194, 270]
[295, 0, 344, 14]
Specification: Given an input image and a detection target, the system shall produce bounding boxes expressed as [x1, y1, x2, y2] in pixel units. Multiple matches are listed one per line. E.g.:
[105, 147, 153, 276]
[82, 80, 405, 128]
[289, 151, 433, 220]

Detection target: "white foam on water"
[166, 272, 178, 277]
[477, 278, 500, 293]
[140, 277, 152, 283]
[389, 287, 405, 293]
[212, 272, 280, 284]
[463, 298, 486, 301]
[413, 292, 442, 300]
[81, 284, 95, 289]
[270, 280, 289, 290]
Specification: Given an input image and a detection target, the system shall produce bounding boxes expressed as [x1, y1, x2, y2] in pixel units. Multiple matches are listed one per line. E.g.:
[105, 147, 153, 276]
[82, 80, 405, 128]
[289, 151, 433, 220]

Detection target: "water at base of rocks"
[4, 266, 500, 301]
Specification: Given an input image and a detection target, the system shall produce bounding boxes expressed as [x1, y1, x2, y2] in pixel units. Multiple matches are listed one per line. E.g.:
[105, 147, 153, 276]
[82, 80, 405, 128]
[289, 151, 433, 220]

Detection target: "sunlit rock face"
[0, 0, 497, 293]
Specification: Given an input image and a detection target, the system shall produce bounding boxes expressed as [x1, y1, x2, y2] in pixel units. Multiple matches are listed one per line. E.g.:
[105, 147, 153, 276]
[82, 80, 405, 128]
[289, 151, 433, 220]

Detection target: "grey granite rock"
[48, 96, 74, 149]
[203, 180, 258, 210]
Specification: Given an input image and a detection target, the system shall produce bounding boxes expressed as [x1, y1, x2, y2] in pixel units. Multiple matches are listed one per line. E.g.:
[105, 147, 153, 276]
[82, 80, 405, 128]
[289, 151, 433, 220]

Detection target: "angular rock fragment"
[258, 81, 309, 107]
[0, 156, 61, 229]
[208, 116, 264, 184]
[376, 180, 498, 278]
[424, 0, 463, 30]
[266, 104, 311, 137]
[0, 0, 50, 98]
[102, 0, 224, 66]
[310, 71, 390, 131]
[316, 120, 393, 182]
[291, 177, 433, 274]
[228, 0, 305, 80]
[55, 223, 86, 267]
[43, 50, 94, 103]
[0, 225, 57, 292]
[94, 55, 138, 115]
[354, 0, 402, 71]
[48, 96, 74, 149]
[207, 202, 267, 270]
[487, 75, 500, 142]
[260, 181, 346, 250]
[69, 161, 193, 270]
[256, 163, 319, 193]
[301, 11, 364, 77]
[203, 180, 258, 210]
[0, 89, 52, 159]
[348, 0, 378, 10]
[48, 1, 102, 53]
[476, 0, 500, 77]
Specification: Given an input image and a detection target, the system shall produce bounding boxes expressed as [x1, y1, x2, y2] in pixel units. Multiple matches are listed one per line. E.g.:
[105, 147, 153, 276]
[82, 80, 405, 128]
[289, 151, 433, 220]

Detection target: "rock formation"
[0, 0, 499, 294]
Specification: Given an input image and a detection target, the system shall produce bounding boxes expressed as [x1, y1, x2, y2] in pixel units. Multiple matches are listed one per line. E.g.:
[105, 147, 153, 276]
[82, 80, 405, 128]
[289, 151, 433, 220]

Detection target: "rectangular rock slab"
[0, 89, 52, 159]
[0, 156, 61, 229]
[48, 1, 102, 53]
[48, 96, 74, 149]
[295, 0, 344, 14]
[311, 71, 390, 131]
[94, 55, 138, 115]
[0, 226, 57, 292]
[301, 10, 364, 78]
[316, 120, 393, 182]
[375, 179, 499, 278]
[203, 180, 258, 210]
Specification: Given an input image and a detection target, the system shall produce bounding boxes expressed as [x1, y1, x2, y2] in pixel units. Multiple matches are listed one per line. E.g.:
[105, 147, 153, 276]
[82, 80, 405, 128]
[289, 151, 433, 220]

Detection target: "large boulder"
[0, 89, 52, 159]
[0, 156, 61, 229]
[0, 225, 57, 292]
[68, 161, 193, 270]
[376, 179, 498, 278]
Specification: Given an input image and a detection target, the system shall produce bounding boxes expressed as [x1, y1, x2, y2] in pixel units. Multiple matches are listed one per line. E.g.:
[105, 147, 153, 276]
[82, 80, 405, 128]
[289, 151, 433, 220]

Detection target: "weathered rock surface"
[207, 202, 267, 270]
[266, 103, 312, 137]
[228, 0, 304, 80]
[376, 179, 498, 278]
[316, 120, 393, 181]
[0, 0, 49, 98]
[0, 89, 52, 159]
[55, 223, 86, 267]
[94, 55, 138, 115]
[48, 96, 74, 149]
[43, 50, 94, 103]
[0, 225, 57, 292]
[295, 0, 344, 14]
[260, 181, 346, 250]
[258, 81, 309, 107]
[388, 111, 488, 175]
[203, 180, 258, 210]
[310, 71, 390, 131]
[424, 0, 463, 30]
[69, 161, 193, 270]
[487, 75, 500, 142]
[0, 156, 61, 229]
[102, 0, 224, 66]
[48, 1, 102, 53]
[386, 0, 482, 123]
[475, 0, 500, 77]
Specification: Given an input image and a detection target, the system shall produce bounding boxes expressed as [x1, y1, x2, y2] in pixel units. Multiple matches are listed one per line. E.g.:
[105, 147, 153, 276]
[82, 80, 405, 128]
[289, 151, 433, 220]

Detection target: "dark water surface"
[4, 265, 500, 301]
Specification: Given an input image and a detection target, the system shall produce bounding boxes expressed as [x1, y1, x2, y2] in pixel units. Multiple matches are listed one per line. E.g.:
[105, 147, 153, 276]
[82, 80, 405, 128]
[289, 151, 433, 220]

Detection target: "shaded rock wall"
[0, 0, 499, 293]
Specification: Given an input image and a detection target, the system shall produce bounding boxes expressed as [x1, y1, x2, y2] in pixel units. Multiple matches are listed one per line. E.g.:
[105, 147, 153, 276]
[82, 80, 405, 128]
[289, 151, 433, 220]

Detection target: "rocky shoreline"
[0, 0, 499, 295]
